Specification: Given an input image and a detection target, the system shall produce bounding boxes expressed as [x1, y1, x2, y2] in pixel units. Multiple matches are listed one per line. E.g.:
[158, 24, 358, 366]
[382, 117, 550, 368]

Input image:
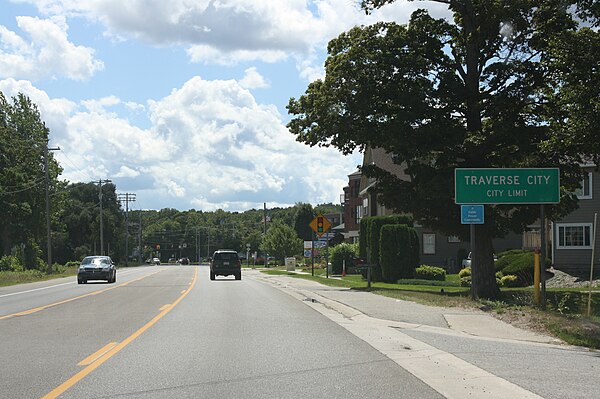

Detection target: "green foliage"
[330, 243, 359, 274]
[500, 274, 521, 288]
[379, 224, 419, 283]
[396, 278, 458, 287]
[460, 276, 472, 287]
[0, 93, 61, 260]
[495, 250, 551, 286]
[414, 265, 446, 281]
[359, 218, 370, 258]
[458, 267, 471, 278]
[360, 215, 413, 280]
[260, 220, 302, 262]
[0, 255, 23, 272]
[293, 203, 315, 241]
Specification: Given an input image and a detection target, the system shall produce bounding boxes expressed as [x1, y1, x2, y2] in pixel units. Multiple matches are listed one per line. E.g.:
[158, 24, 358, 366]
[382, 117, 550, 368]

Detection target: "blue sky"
[1, 0, 448, 212]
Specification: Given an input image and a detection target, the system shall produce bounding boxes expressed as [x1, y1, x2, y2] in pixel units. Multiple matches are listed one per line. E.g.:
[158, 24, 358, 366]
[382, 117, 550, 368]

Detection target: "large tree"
[0, 93, 61, 266]
[294, 203, 316, 241]
[288, 1, 599, 298]
[260, 220, 303, 263]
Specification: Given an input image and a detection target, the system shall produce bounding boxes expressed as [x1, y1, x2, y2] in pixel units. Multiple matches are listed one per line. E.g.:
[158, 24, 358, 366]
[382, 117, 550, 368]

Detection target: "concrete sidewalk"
[247, 269, 563, 345]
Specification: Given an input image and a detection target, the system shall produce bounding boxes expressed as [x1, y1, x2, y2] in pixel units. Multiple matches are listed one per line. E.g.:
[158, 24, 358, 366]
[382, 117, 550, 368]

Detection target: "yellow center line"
[0, 269, 165, 321]
[41, 267, 198, 399]
[159, 304, 170, 311]
[78, 342, 119, 366]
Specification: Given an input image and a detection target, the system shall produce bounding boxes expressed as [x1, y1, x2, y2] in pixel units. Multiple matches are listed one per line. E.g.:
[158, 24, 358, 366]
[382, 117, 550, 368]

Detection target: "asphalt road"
[0, 265, 443, 399]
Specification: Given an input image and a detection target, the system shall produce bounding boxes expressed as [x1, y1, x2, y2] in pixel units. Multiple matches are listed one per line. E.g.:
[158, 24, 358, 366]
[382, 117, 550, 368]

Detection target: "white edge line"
[0, 268, 149, 298]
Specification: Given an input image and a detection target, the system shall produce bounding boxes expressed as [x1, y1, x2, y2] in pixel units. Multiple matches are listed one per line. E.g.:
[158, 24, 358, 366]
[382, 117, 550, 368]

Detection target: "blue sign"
[461, 205, 484, 224]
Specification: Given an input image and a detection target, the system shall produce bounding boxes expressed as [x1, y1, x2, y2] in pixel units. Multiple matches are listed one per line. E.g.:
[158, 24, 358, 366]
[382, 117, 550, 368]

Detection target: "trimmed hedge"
[495, 250, 552, 286]
[379, 224, 419, 283]
[414, 265, 446, 281]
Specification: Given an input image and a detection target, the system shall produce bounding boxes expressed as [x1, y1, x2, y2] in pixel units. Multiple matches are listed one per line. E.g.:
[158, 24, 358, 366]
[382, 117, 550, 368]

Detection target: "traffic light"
[156, 244, 160, 250]
[317, 216, 324, 233]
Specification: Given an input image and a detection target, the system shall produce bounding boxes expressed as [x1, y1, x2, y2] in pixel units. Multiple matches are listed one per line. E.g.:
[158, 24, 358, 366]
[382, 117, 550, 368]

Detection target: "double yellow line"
[42, 267, 198, 399]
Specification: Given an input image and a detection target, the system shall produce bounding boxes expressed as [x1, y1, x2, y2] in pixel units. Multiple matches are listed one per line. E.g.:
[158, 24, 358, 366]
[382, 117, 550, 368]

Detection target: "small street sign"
[461, 205, 484, 224]
[309, 214, 331, 237]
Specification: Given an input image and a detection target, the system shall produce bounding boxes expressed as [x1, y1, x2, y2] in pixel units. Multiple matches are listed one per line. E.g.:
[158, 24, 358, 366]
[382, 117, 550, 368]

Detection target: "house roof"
[348, 169, 361, 178]
[370, 148, 410, 180]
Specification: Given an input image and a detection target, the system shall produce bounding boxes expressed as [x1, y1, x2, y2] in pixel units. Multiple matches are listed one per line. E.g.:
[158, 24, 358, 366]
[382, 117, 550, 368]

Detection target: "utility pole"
[44, 143, 60, 274]
[97, 179, 112, 255]
[118, 193, 136, 266]
[263, 202, 267, 235]
[139, 210, 143, 264]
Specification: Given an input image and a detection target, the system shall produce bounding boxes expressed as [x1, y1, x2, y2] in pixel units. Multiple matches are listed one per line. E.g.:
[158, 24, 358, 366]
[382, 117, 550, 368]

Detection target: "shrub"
[414, 265, 446, 281]
[360, 215, 414, 281]
[500, 274, 521, 287]
[330, 243, 359, 274]
[497, 252, 543, 286]
[458, 267, 471, 278]
[0, 255, 23, 272]
[380, 224, 419, 283]
[460, 276, 472, 287]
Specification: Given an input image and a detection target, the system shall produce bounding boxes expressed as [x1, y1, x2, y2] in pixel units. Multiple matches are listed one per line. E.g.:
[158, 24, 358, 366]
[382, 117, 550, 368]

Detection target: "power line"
[0, 178, 46, 195]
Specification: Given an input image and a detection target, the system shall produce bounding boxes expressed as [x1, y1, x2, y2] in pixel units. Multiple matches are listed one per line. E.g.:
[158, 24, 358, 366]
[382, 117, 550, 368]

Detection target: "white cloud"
[238, 67, 268, 89]
[17, 0, 451, 74]
[1, 76, 360, 210]
[0, 15, 104, 81]
[82, 95, 121, 113]
[115, 165, 140, 178]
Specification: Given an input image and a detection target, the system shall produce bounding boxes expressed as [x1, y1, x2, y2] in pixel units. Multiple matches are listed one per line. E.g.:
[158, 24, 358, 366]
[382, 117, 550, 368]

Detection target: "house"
[355, 148, 522, 272]
[551, 165, 600, 276]
[340, 169, 362, 243]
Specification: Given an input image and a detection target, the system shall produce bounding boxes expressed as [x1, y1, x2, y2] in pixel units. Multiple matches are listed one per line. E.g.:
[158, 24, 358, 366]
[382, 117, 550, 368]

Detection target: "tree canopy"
[288, 0, 600, 298]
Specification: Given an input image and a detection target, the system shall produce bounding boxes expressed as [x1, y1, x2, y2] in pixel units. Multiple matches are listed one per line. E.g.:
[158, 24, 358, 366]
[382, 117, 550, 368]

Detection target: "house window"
[575, 172, 592, 199]
[423, 233, 436, 254]
[556, 223, 593, 249]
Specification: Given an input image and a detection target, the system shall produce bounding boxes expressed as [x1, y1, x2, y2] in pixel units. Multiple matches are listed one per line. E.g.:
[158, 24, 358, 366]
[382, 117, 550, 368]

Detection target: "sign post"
[310, 214, 332, 277]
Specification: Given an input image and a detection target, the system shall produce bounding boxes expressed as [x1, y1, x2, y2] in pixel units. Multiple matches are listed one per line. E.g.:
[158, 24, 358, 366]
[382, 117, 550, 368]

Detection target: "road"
[0, 265, 442, 399]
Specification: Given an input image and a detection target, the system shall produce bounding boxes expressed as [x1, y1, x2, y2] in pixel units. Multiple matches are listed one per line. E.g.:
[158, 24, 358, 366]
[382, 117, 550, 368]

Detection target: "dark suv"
[210, 250, 241, 280]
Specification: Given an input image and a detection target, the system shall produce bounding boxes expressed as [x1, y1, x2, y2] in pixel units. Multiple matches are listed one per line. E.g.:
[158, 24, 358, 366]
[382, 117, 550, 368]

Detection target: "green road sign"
[455, 168, 560, 204]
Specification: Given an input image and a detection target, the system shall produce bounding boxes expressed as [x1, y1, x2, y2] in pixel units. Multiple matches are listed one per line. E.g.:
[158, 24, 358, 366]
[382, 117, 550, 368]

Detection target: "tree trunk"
[470, 224, 500, 299]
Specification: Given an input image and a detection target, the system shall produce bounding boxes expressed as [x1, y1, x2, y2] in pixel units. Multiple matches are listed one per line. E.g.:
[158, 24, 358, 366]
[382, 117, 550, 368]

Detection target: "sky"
[0, 0, 449, 212]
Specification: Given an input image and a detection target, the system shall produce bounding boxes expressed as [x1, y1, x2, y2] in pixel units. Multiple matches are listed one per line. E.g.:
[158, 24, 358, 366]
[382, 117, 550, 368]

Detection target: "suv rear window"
[214, 253, 238, 261]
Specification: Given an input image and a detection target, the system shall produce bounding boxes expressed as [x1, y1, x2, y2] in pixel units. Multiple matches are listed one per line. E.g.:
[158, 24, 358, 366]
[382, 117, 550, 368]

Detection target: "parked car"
[152, 257, 161, 265]
[179, 257, 190, 265]
[461, 252, 497, 268]
[210, 250, 241, 280]
[77, 255, 116, 284]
